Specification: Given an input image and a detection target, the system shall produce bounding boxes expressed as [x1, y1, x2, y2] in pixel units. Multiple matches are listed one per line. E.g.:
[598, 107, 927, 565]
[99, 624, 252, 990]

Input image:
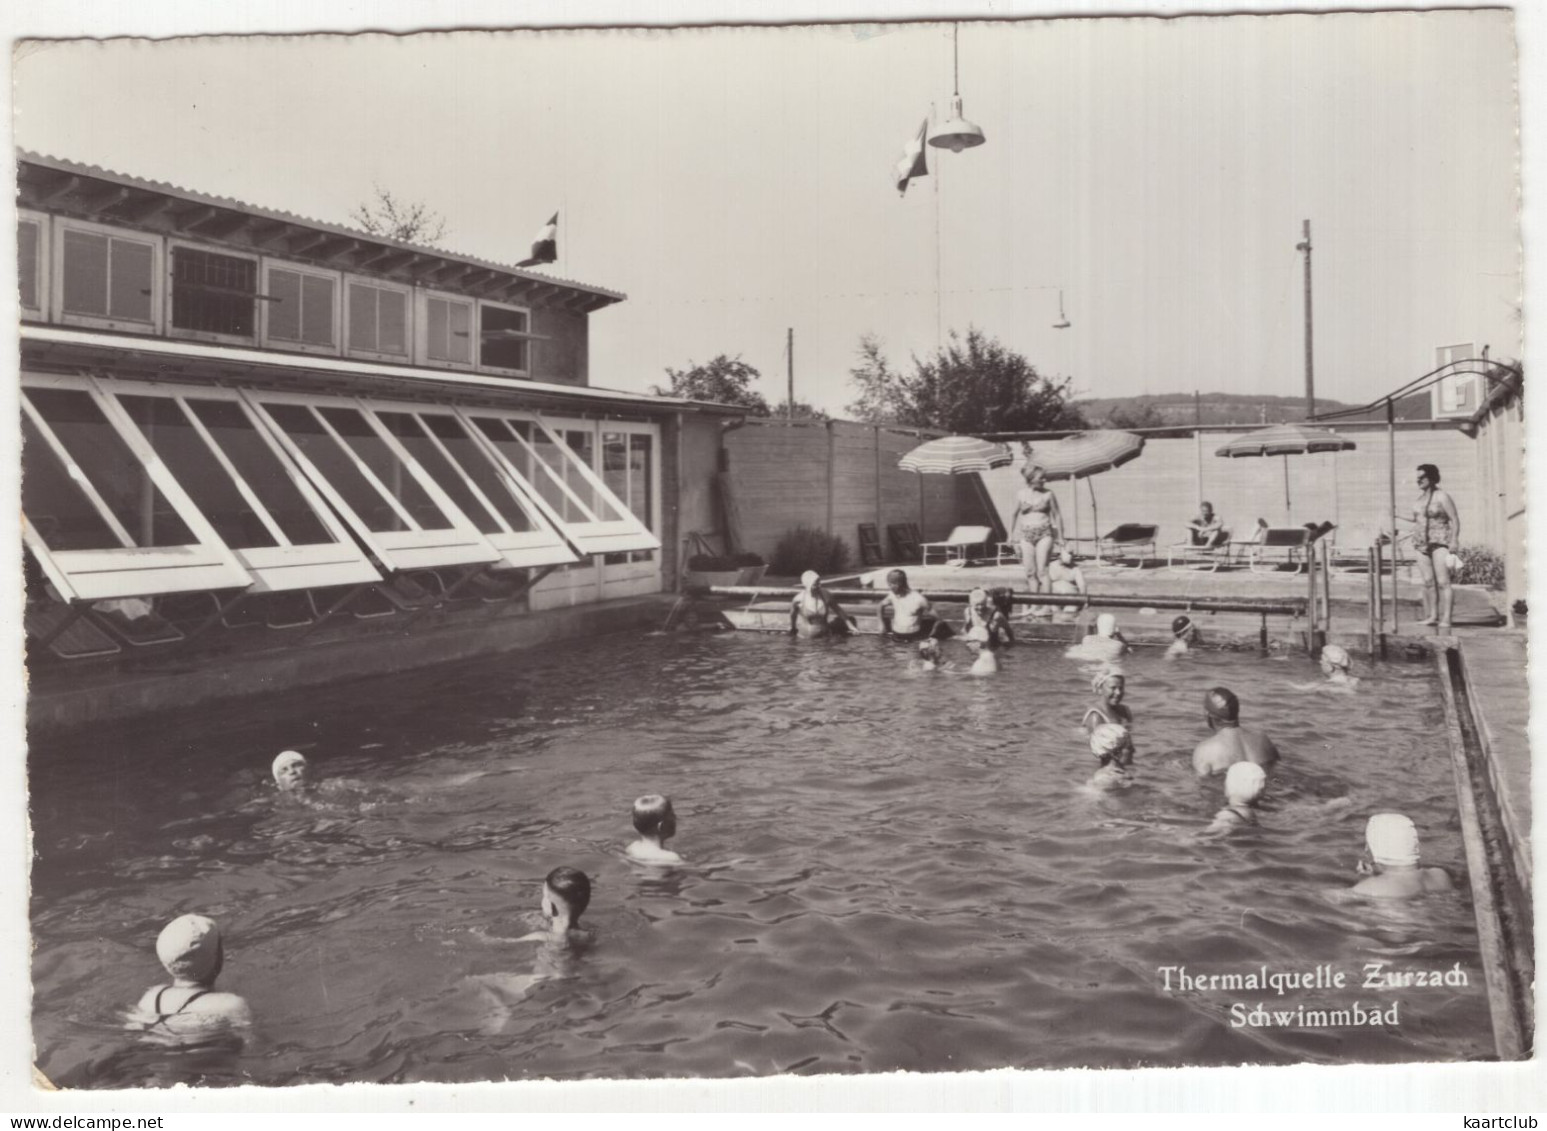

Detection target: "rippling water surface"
[29, 631, 1493, 1086]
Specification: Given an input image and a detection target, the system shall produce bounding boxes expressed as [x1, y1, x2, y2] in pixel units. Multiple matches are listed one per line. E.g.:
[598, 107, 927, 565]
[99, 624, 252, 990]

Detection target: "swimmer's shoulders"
[626, 843, 683, 864]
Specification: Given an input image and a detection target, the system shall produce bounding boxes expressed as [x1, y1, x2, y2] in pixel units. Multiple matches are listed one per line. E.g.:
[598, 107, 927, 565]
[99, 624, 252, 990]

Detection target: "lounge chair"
[921, 525, 994, 565]
[1167, 536, 1243, 573]
[1065, 524, 1159, 568]
[1247, 527, 1312, 573]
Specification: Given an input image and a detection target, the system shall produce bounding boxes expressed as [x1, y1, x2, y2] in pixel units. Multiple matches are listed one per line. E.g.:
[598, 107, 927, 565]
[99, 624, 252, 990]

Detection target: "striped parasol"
[1216, 424, 1356, 520]
[1021, 430, 1145, 545]
[898, 435, 1014, 475]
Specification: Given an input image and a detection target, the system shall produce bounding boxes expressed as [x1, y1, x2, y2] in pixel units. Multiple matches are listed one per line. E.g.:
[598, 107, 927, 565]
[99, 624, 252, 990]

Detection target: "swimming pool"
[28, 631, 1493, 1086]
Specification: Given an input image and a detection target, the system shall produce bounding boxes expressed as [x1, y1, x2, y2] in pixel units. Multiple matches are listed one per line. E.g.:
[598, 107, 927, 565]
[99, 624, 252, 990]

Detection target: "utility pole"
[786, 327, 794, 420]
[1296, 219, 1314, 419]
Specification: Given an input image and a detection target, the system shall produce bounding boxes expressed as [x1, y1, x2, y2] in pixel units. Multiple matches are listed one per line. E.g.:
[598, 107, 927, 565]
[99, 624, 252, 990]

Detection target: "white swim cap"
[272, 750, 307, 782]
[1320, 644, 1351, 671]
[1091, 665, 1125, 693]
[1096, 613, 1118, 638]
[1365, 812, 1421, 867]
[1224, 761, 1268, 805]
[156, 914, 223, 983]
[801, 570, 820, 590]
[1089, 723, 1131, 759]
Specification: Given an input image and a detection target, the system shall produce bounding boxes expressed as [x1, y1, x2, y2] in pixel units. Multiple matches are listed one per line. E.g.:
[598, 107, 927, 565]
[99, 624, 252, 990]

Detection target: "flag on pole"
[516, 212, 558, 267]
[893, 119, 929, 196]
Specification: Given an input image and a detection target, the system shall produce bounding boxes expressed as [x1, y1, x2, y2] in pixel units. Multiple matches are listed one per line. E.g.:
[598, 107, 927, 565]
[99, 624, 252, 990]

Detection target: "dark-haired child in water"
[1166, 615, 1201, 659]
[916, 637, 943, 672]
[1082, 667, 1132, 732]
[1087, 723, 1136, 790]
[469, 867, 594, 1032]
[626, 794, 683, 864]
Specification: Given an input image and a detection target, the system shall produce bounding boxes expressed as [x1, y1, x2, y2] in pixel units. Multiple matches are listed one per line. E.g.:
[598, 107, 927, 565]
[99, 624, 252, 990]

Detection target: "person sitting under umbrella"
[1188, 502, 1231, 549]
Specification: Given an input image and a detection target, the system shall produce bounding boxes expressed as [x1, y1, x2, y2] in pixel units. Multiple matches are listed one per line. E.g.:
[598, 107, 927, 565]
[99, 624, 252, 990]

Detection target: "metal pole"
[1321, 538, 1333, 643]
[786, 327, 794, 420]
[1367, 548, 1377, 655]
[1387, 398, 1399, 634]
[1308, 535, 1319, 651]
[1297, 219, 1315, 419]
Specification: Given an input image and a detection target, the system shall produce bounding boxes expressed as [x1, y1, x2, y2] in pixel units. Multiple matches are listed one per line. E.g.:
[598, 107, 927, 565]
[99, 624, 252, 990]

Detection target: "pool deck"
[1454, 630, 1533, 895]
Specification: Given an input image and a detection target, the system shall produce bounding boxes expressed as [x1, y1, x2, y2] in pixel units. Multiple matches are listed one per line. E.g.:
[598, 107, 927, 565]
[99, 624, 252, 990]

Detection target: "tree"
[846, 328, 1086, 434]
[351, 186, 448, 245]
[655, 354, 771, 414]
[770, 398, 830, 422]
[1102, 402, 1167, 430]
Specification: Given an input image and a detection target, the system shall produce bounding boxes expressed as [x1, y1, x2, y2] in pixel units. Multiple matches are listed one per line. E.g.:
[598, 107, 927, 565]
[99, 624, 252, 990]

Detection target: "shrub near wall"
[771, 526, 852, 577]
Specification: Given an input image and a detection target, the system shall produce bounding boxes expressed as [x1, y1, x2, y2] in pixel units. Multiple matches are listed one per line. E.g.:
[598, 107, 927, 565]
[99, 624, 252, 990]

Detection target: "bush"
[770, 525, 852, 577]
[1453, 543, 1505, 589]
[686, 552, 763, 572]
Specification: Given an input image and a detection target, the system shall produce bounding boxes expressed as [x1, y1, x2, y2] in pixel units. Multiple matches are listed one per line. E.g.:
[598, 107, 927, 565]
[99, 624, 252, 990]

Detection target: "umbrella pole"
[1090, 477, 1099, 554]
[1283, 453, 1292, 523]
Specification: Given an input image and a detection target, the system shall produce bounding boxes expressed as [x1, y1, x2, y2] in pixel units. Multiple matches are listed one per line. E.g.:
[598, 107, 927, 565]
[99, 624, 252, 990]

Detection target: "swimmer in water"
[1088, 722, 1136, 789]
[1205, 761, 1268, 834]
[962, 587, 1015, 650]
[1192, 687, 1281, 777]
[916, 637, 943, 671]
[879, 569, 941, 641]
[1351, 813, 1454, 899]
[1166, 615, 1201, 659]
[1317, 644, 1360, 689]
[626, 794, 683, 864]
[1067, 612, 1129, 662]
[272, 750, 311, 793]
[469, 867, 594, 1032]
[789, 571, 851, 638]
[1082, 667, 1133, 731]
[535, 866, 594, 945]
[126, 914, 251, 1043]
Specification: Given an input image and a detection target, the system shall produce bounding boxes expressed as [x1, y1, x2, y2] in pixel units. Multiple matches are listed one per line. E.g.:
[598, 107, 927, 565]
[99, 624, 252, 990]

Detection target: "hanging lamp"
[928, 24, 986, 153]
[1053, 290, 1072, 330]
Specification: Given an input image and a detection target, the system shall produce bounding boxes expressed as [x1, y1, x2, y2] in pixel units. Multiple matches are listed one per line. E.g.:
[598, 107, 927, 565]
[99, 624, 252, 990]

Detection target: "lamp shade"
[928, 95, 986, 152]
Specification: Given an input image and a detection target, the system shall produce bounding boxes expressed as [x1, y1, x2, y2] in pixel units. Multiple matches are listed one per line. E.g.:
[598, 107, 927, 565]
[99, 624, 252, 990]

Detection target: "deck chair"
[921, 525, 993, 565]
[90, 598, 186, 647]
[856, 523, 886, 567]
[1066, 524, 1159, 568]
[887, 523, 921, 563]
[1167, 537, 1241, 573]
[25, 601, 121, 660]
[1247, 527, 1312, 573]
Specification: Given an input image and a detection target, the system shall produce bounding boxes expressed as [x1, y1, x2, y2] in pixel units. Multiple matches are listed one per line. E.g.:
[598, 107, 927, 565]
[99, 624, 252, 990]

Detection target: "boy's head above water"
[632, 794, 677, 841]
[272, 750, 310, 792]
[543, 866, 592, 923]
[917, 638, 941, 662]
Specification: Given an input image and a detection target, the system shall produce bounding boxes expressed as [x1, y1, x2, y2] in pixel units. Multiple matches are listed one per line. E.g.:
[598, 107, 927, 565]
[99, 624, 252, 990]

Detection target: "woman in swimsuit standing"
[1012, 464, 1064, 617]
[1402, 463, 1461, 630]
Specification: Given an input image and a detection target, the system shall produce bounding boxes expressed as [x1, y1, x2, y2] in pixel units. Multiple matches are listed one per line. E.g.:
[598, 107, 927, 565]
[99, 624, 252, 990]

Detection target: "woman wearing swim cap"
[272, 750, 310, 792]
[789, 571, 849, 638]
[1205, 762, 1268, 834]
[1067, 613, 1128, 662]
[1352, 813, 1454, 898]
[1082, 667, 1132, 731]
[1318, 644, 1359, 688]
[1166, 615, 1200, 659]
[127, 914, 252, 1042]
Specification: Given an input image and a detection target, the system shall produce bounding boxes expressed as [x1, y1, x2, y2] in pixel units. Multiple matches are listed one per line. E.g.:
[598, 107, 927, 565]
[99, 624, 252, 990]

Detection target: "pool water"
[29, 631, 1494, 1086]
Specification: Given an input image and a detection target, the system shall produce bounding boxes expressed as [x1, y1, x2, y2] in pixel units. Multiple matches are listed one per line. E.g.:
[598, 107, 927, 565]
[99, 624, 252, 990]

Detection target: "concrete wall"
[1468, 396, 1526, 605]
[721, 419, 996, 564]
[979, 423, 1485, 554]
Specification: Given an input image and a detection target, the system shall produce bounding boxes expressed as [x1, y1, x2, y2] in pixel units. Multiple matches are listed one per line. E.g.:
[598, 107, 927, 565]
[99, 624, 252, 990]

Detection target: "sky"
[9, 5, 1522, 417]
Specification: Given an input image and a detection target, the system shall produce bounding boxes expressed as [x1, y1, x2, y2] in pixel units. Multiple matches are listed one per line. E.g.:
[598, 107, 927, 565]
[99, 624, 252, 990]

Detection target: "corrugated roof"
[17, 150, 626, 307]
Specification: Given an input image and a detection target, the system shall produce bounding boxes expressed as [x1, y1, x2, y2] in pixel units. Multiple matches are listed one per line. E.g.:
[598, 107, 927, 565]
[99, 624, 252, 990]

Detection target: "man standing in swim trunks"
[1192, 687, 1280, 776]
[879, 569, 938, 640]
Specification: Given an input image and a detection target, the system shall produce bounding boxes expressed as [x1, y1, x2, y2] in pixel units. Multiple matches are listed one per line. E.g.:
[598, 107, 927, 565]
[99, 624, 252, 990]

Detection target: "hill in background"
[1072, 391, 1432, 428]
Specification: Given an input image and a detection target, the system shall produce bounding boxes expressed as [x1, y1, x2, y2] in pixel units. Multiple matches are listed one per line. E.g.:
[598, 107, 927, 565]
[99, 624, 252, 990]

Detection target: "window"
[602, 430, 656, 564]
[246, 392, 502, 572]
[104, 383, 379, 592]
[263, 262, 339, 353]
[55, 219, 159, 331]
[20, 374, 251, 600]
[345, 277, 411, 360]
[359, 401, 577, 569]
[170, 243, 259, 340]
[478, 301, 531, 374]
[420, 292, 474, 368]
[458, 410, 660, 555]
[18, 210, 46, 319]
